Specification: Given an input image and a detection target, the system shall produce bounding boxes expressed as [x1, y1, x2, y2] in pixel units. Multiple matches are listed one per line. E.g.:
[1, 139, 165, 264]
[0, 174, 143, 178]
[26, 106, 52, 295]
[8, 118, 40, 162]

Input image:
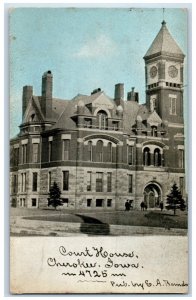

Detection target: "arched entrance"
[143, 182, 162, 209]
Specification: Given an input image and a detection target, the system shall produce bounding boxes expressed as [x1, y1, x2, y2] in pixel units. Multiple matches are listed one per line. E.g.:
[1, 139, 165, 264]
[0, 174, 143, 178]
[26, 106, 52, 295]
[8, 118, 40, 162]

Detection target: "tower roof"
[144, 21, 185, 60]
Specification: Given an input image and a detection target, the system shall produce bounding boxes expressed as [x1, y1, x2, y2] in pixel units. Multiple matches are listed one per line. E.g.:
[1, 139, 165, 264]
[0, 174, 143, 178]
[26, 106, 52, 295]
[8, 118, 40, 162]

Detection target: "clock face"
[150, 66, 157, 78]
[168, 65, 178, 78]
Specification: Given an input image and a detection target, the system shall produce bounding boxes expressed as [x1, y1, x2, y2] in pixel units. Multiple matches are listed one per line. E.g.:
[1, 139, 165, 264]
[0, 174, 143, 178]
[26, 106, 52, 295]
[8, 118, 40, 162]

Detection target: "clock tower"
[144, 20, 185, 124]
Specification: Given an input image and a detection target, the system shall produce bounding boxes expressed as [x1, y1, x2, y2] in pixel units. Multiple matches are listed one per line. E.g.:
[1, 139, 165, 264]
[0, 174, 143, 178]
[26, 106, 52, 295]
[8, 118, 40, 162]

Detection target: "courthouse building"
[10, 21, 186, 210]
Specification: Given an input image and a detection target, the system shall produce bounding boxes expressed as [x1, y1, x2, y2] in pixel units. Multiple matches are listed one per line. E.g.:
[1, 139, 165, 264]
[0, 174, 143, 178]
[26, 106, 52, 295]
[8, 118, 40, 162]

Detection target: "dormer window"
[97, 110, 108, 130]
[151, 126, 157, 137]
[112, 121, 119, 131]
[84, 118, 92, 128]
[30, 113, 35, 122]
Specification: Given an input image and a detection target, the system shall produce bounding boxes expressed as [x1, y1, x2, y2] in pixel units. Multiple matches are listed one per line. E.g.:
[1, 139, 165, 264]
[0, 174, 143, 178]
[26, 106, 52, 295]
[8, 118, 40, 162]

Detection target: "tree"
[48, 181, 63, 210]
[166, 183, 186, 215]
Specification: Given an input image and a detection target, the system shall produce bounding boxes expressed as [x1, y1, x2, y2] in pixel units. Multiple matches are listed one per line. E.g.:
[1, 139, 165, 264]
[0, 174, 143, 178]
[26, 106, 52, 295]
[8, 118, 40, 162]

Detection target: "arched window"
[96, 140, 103, 162]
[151, 126, 157, 137]
[97, 110, 108, 130]
[154, 148, 161, 166]
[107, 142, 112, 162]
[87, 141, 92, 161]
[143, 147, 150, 166]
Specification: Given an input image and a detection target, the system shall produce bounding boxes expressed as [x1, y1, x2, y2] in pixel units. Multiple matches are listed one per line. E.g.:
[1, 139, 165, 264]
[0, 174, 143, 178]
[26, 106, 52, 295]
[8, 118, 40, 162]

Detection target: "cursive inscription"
[47, 246, 141, 281]
[46, 245, 187, 291]
[110, 279, 188, 290]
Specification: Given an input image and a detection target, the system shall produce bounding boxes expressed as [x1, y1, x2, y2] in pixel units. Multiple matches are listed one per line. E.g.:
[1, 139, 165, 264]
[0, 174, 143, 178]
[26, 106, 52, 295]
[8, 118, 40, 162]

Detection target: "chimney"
[41, 70, 53, 118]
[114, 83, 124, 106]
[22, 85, 33, 118]
[91, 88, 101, 95]
[127, 87, 139, 102]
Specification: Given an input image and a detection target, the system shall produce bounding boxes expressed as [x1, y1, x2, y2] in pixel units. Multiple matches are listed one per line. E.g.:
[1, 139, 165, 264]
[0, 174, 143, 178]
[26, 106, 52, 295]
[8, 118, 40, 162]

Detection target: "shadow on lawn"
[75, 214, 110, 236]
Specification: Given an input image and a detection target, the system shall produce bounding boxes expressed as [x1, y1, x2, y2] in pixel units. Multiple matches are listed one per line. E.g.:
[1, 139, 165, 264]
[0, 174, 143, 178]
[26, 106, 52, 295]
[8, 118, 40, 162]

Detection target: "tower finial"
[162, 8, 166, 26]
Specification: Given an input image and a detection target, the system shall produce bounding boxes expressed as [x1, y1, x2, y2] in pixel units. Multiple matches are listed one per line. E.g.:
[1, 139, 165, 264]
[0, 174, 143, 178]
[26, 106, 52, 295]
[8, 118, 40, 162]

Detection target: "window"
[128, 174, 133, 193]
[107, 172, 112, 192]
[87, 199, 92, 207]
[13, 174, 18, 193]
[112, 121, 119, 131]
[30, 113, 35, 122]
[48, 171, 52, 191]
[84, 118, 92, 128]
[22, 144, 27, 164]
[63, 140, 70, 160]
[96, 172, 103, 192]
[107, 142, 112, 162]
[97, 110, 108, 130]
[107, 199, 112, 207]
[87, 171, 92, 191]
[49, 141, 52, 162]
[21, 173, 26, 192]
[62, 198, 69, 207]
[13, 148, 19, 166]
[128, 146, 134, 165]
[151, 126, 157, 137]
[20, 198, 26, 207]
[143, 147, 150, 166]
[154, 148, 161, 166]
[31, 198, 37, 207]
[34, 126, 39, 132]
[179, 177, 184, 193]
[179, 149, 184, 168]
[169, 97, 177, 115]
[97, 140, 103, 162]
[32, 143, 39, 163]
[32, 172, 38, 191]
[11, 198, 17, 208]
[150, 97, 156, 112]
[96, 199, 104, 207]
[63, 171, 69, 191]
[87, 141, 93, 161]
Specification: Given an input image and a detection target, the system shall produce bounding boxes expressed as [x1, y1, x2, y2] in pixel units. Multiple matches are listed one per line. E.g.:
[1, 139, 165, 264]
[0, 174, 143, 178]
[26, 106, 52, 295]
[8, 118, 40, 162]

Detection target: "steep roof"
[144, 21, 185, 60]
[123, 101, 140, 133]
[33, 96, 69, 122]
[51, 91, 115, 130]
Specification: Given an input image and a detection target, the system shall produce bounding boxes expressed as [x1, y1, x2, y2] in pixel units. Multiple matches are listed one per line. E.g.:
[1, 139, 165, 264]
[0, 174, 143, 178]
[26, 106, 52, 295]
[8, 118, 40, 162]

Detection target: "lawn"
[11, 208, 188, 229]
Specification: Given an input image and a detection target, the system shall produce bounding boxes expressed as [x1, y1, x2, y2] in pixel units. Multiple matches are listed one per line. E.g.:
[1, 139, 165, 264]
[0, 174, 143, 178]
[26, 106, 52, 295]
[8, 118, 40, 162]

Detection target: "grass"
[11, 208, 188, 229]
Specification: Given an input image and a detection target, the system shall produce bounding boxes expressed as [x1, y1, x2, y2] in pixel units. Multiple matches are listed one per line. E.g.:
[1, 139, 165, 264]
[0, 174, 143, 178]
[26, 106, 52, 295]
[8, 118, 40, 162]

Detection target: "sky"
[9, 7, 187, 138]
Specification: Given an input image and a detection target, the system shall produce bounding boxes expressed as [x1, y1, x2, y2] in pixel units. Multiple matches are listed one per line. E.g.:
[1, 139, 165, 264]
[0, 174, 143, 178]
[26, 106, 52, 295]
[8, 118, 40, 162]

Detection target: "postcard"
[9, 7, 188, 294]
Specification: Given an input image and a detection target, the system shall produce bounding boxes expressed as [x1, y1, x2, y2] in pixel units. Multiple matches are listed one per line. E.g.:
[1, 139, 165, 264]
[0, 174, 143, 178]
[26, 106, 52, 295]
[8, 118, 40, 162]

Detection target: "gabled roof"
[51, 91, 115, 130]
[144, 21, 185, 60]
[147, 111, 162, 126]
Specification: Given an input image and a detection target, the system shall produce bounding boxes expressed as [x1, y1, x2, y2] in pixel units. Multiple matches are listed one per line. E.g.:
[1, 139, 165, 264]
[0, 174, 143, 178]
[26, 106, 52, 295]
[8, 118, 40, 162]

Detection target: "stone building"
[10, 21, 186, 210]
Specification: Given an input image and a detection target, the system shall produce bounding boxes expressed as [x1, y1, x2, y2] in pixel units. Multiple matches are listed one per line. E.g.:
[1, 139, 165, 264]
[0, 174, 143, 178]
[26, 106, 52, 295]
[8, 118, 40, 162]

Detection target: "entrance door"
[149, 192, 155, 208]
[144, 183, 161, 209]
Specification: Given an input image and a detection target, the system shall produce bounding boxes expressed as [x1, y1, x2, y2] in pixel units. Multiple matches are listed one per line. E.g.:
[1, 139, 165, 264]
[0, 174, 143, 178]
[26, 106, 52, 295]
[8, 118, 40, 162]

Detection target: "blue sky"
[9, 7, 187, 138]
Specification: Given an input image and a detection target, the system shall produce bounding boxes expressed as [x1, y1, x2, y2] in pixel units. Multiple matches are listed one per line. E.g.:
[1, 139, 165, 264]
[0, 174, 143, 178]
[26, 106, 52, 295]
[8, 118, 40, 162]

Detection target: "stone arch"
[84, 134, 121, 145]
[93, 107, 111, 118]
[143, 181, 162, 209]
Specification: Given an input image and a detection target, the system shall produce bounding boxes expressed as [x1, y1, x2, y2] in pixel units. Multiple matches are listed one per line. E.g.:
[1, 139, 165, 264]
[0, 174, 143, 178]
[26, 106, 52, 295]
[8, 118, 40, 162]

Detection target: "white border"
[2, 1, 194, 300]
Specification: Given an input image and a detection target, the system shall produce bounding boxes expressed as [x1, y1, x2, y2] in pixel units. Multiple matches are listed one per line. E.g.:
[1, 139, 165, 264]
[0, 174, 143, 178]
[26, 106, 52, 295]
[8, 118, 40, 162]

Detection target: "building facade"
[10, 21, 186, 210]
